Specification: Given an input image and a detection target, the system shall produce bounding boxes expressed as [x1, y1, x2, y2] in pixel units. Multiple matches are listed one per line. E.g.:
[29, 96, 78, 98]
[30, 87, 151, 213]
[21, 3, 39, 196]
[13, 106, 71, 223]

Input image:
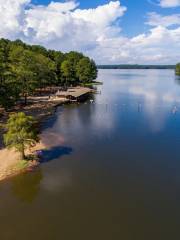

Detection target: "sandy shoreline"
[0, 141, 46, 182]
[0, 98, 67, 182]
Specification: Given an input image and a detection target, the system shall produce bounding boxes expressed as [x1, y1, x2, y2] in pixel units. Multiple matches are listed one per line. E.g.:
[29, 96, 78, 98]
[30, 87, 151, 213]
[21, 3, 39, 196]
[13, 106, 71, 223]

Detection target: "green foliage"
[83, 81, 103, 87]
[33, 52, 57, 88]
[0, 38, 98, 109]
[29, 45, 48, 57]
[10, 48, 39, 104]
[0, 39, 19, 109]
[4, 112, 39, 159]
[61, 60, 74, 86]
[16, 160, 29, 170]
[90, 59, 98, 80]
[62, 51, 84, 84]
[176, 63, 180, 76]
[76, 57, 98, 83]
[48, 50, 65, 83]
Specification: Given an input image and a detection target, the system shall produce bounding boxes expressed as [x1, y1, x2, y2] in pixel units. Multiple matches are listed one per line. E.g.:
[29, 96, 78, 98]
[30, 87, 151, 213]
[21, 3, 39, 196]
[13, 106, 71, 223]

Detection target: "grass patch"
[26, 154, 38, 161]
[82, 81, 103, 87]
[15, 160, 29, 170]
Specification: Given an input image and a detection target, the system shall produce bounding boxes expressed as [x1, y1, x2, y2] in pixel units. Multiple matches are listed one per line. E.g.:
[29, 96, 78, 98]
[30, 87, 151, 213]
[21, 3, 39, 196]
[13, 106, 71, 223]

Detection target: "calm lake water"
[1, 69, 180, 240]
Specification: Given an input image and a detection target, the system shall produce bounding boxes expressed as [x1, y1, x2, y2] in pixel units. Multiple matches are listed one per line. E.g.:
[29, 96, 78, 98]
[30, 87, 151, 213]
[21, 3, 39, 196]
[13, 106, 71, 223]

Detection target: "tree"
[10, 48, 38, 104]
[0, 38, 98, 108]
[33, 53, 57, 89]
[48, 50, 64, 84]
[0, 39, 20, 109]
[76, 57, 98, 83]
[64, 51, 84, 82]
[29, 44, 48, 57]
[4, 112, 39, 160]
[61, 60, 74, 86]
[176, 63, 180, 75]
[90, 59, 98, 80]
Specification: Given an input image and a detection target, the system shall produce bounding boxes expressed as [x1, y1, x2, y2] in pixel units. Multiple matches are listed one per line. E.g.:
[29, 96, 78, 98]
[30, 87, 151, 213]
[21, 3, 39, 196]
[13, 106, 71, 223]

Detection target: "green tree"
[48, 50, 64, 84]
[4, 112, 39, 160]
[61, 60, 74, 86]
[29, 44, 48, 57]
[176, 63, 180, 75]
[76, 57, 98, 83]
[0, 38, 98, 108]
[0, 39, 20, 109]
[33, 53, 57, 89]
[64, 51, 84, 82]
[90, 59, 98, 80]
[10, 48, 38, 104]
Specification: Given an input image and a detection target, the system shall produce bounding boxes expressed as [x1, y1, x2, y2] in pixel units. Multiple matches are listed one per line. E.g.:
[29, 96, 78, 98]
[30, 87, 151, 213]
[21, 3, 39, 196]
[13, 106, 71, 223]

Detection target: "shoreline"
[0, 157, 40, 182]
[0, 98, 68, 182]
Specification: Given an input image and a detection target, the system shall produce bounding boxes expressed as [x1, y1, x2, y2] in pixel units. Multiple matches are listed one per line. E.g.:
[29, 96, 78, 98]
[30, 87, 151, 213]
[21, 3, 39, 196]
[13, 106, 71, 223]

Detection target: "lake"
[1, 69, 180, 240]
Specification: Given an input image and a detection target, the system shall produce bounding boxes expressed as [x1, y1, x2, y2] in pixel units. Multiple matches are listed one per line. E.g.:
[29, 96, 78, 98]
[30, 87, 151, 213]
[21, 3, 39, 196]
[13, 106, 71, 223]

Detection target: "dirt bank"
[0, 141, 46, 182]
[0, 98, 67, 182]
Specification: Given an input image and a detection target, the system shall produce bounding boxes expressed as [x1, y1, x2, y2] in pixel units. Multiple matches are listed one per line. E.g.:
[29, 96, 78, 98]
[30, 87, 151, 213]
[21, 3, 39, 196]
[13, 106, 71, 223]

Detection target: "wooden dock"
[54, 87, 92, 102]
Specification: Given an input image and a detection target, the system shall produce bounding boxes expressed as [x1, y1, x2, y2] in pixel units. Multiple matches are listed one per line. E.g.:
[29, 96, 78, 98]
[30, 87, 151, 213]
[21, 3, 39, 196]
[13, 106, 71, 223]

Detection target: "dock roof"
[56, 87, 91, 98]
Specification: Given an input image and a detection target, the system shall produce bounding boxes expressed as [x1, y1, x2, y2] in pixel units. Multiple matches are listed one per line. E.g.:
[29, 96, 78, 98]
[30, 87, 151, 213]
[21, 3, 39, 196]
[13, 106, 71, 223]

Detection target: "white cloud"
[23, 0, 126, 52]
[0, 0, 179, 64]
[147, 12, 180, 27]
[73, 1, 125, 27]
[0, 0, 30, 38]
[159, 0, 180, 8]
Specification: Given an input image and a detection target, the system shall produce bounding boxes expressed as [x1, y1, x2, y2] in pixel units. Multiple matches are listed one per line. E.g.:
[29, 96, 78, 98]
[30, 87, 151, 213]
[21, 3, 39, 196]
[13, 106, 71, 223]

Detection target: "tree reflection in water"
[175, 75, 180, 86]
[11, 168, 43, 203]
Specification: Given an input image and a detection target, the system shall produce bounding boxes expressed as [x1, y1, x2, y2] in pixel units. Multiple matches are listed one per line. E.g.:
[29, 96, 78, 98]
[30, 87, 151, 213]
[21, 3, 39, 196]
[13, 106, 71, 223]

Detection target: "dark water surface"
[1, 70, 180, 240]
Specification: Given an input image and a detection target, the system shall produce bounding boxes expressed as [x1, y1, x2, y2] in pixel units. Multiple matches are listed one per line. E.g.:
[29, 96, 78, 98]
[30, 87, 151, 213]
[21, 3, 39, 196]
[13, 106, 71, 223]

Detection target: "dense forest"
[176, 63, 180, 75]
[0, 38, 97, 109]
[98, 64, 175, 69]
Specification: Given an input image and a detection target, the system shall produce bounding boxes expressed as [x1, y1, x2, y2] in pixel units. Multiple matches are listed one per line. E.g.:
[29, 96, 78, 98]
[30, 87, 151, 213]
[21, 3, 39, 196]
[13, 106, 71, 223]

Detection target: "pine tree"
[4, 112, 39, 160]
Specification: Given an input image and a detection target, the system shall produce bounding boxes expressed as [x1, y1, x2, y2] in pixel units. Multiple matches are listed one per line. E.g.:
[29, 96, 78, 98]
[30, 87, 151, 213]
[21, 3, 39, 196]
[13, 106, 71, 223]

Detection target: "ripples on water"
[1, 69, 180, 240]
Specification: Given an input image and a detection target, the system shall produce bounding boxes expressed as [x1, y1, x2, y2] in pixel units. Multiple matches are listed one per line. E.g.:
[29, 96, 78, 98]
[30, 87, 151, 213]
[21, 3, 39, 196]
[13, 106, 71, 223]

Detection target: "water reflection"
[11, 168, 42, 203]
[98, 69, 180, 104]
[175, 75, 180, 86]
[40, 167, 72, 193]
[96, 69, 180, 133]
[1, 69, 180, 240]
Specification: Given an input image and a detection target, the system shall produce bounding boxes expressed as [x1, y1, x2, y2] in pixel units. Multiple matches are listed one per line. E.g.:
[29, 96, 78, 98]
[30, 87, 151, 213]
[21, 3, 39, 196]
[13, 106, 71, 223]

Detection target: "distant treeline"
[98, 65, 175, 69]
[0, 38, 97, 109]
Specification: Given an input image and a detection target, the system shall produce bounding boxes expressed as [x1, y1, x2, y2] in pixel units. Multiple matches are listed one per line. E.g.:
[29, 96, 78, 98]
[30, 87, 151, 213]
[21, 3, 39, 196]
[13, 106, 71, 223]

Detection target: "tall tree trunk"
[20, 144, 25, 160]
[24, 94, 27, 105]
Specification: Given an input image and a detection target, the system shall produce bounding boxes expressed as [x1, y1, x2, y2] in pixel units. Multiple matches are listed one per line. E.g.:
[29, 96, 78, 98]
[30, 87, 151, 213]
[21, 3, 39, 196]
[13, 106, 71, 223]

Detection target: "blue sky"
[0, 0, 180, 64]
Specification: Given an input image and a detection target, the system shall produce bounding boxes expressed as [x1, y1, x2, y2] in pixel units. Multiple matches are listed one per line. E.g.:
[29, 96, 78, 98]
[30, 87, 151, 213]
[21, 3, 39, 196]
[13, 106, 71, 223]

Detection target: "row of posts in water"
[87, 100, 179, 114]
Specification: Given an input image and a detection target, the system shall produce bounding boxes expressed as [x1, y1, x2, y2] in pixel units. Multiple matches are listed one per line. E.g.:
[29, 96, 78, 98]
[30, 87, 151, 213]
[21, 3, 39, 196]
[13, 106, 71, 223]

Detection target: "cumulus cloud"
[0, 0, 30, 38]
[159, 0, 180, 8]
[23, 0, 126, 51]
[0, 0, 179, 64]
[147, 12, 180, 27]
